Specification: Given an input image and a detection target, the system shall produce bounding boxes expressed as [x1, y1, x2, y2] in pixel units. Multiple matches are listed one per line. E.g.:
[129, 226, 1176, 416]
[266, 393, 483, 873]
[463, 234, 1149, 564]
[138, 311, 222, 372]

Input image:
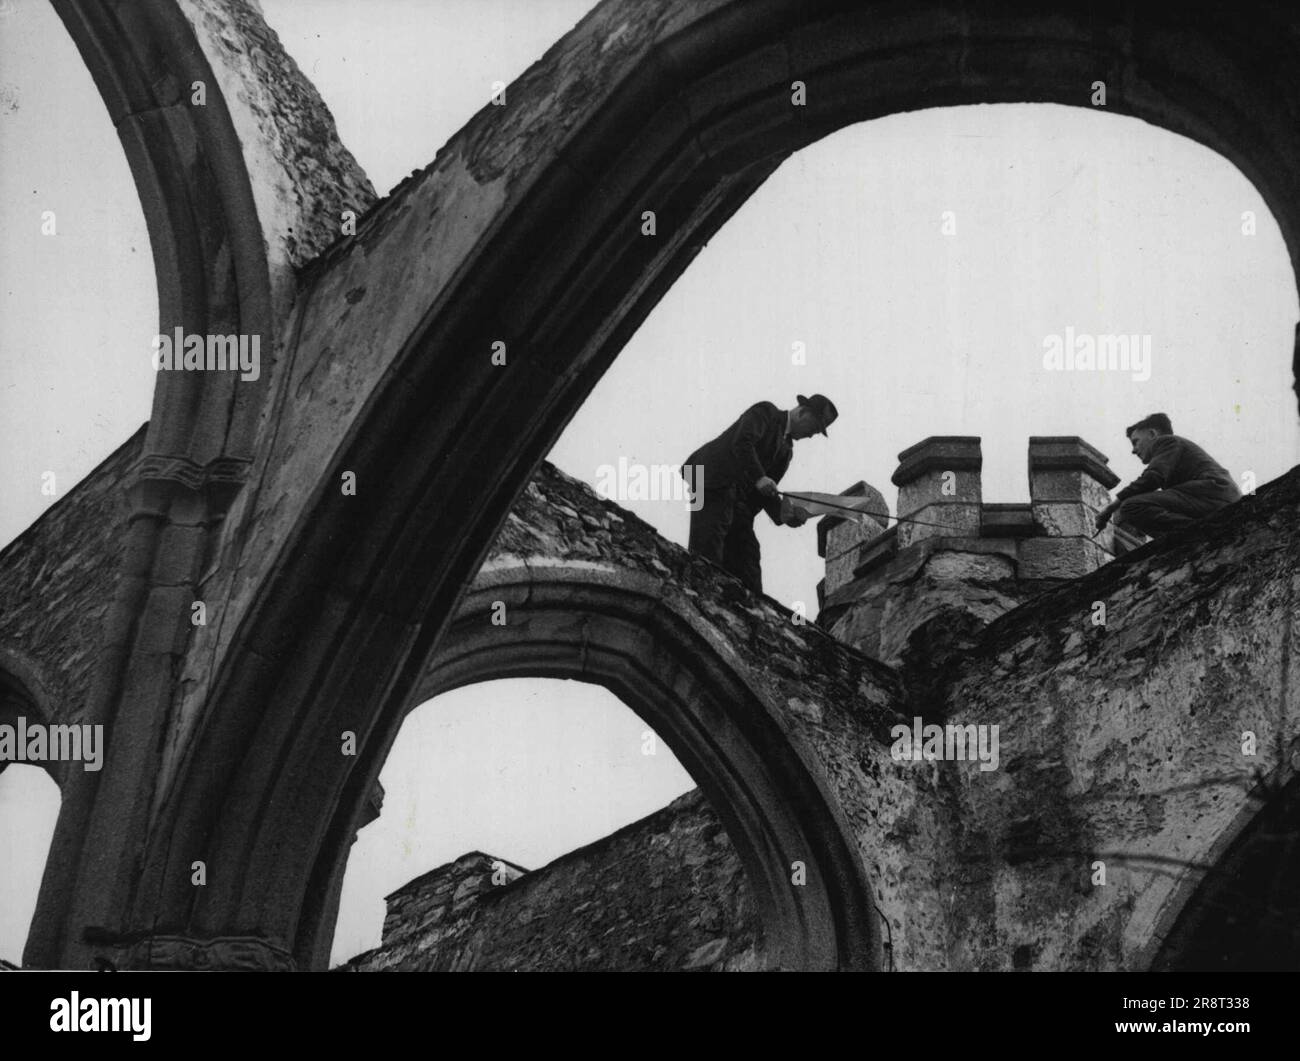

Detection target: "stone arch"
[1148, 771, 1300, 971]
[51, 0, 1300, 968]
[321, 562, 882, 971]
[32, 0, 373, 969]
[29, 0, 277, 970]
[52, 0, 275, 490]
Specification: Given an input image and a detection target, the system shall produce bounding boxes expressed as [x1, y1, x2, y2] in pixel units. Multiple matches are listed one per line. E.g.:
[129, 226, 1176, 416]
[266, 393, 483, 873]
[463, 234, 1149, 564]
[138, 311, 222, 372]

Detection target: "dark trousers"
[688, 483, 763, 594]
[1116, 479, 1241, 536]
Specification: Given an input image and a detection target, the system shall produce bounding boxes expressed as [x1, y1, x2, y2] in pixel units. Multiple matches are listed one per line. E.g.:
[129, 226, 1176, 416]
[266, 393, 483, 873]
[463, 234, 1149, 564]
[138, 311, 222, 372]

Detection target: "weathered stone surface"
[1016, 536, 1109, 580]
[1032, 501, 1097, 539]
[827, 567, 1038, 667]
[1026, 439, 1121, 556]
[177, 0, 377, 310]
[1027, 437, 1120, 494]
[8, 432, 1299, 970]
[824, 436, 1129, 665]
[405, 460, 1296, 970]
[410, 460, 936, 970]
[380, 853, 526, 947]
[342, 790, 761, 972]
[897, 502, 983, 549]
[820, 482, 889, 597]
[817, 482, 888, 552]
[894, 438, 984, 548]
[0, 428, 144, 737]
[892, 436, 985, 487]
[825, 529, 1055, 666]
[1029, 469, 1115, 510]
[936, 466, 1300, 970]
[980, 503, 1036, 537]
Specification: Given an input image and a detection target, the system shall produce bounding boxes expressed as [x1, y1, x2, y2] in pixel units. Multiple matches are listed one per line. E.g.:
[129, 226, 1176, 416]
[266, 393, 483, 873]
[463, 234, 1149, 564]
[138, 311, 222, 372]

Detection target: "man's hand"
[755, 476, 779, 500]
[1094, 501, 1118, 531]
[785, 505, 810, 528]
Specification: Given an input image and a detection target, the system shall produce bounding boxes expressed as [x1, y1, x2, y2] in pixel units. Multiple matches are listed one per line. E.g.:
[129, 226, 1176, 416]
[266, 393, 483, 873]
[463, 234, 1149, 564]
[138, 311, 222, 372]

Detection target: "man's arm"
[1115, 436, 1182, 501]
[729, 403, 777, 492]
[758, 441, 793, 524]
[1095, 436, 1182, 530]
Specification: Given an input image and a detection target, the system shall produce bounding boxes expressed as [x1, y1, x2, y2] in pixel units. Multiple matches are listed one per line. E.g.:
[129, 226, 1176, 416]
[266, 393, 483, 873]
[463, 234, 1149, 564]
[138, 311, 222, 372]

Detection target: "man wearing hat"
[680, 394, 838, 594]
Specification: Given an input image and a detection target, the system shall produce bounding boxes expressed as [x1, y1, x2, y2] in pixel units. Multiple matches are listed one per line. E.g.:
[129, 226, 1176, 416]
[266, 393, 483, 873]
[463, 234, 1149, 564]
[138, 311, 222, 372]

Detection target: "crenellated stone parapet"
[819, 435, 1128, 664]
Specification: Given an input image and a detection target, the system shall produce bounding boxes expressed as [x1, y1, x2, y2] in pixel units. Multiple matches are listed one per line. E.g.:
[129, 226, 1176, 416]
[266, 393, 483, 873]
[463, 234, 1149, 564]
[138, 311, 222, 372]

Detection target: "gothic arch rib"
[52, 0, 274, 479]
[28, 0, 278, 970]
[33, 0, 378, 968]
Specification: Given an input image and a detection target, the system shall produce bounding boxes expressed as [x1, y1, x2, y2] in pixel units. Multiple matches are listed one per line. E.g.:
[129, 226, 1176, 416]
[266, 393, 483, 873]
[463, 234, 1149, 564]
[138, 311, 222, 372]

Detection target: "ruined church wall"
[0, 428, 145, 733]
[935, 467, 1300, 970]
[343, 788, 761, 972]
[175, 0, 376, 314]
[384, 466, 1300, 973]
[465, 462, 951, 970]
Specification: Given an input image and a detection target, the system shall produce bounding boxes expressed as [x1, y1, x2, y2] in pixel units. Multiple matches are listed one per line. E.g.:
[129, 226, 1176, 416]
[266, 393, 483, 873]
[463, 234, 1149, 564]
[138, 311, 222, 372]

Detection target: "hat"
[797, 393, 838, 436]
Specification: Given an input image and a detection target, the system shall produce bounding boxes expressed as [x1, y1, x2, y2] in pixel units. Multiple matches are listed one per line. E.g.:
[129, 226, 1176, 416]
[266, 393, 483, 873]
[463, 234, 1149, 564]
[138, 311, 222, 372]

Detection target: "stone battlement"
[817, 436, 1141, 664]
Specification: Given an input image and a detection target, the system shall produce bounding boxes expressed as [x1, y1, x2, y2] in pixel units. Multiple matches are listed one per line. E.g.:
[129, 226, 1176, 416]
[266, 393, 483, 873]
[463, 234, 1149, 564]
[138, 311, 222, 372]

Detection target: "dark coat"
[682, 401, 792, 523]
[1115, 435, 1240, 503]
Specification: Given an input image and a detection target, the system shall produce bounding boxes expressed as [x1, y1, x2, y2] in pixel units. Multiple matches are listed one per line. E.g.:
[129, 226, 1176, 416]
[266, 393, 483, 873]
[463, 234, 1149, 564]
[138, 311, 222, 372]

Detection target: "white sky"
[2, 0, 1297, 967]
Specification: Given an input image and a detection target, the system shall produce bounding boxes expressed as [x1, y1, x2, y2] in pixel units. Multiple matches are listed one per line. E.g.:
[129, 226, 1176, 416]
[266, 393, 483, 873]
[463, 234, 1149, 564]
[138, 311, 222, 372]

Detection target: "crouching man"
[1095, 412, 1241, 538]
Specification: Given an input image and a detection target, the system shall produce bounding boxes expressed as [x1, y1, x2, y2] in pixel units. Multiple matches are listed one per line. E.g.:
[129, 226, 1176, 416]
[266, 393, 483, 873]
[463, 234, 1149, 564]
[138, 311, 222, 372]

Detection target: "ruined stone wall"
[342, 789, 761, 972]
[376, 853, 526, 948]
[433, 460, 948, 970]
[0, 427, 145, 738]
[138, 0, 378, 795]
[176, 0, 376, 313]
[9, 419, 1294, 969]
[376, 462, 1299, 972]
[935, 466, 1300, 970]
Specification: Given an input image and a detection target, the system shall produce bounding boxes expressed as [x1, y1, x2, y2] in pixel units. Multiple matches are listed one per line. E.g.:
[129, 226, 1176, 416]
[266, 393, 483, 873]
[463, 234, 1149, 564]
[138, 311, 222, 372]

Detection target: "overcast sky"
[2, 0, 1297, 967]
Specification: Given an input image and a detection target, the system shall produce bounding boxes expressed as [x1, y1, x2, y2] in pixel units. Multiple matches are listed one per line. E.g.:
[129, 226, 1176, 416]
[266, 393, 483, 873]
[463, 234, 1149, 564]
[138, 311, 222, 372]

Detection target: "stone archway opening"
[331, 676, 764, 971]
[313, 551, 887, 972]
[0, 764, 61, 968]
[1151, 772, 1300, 971]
